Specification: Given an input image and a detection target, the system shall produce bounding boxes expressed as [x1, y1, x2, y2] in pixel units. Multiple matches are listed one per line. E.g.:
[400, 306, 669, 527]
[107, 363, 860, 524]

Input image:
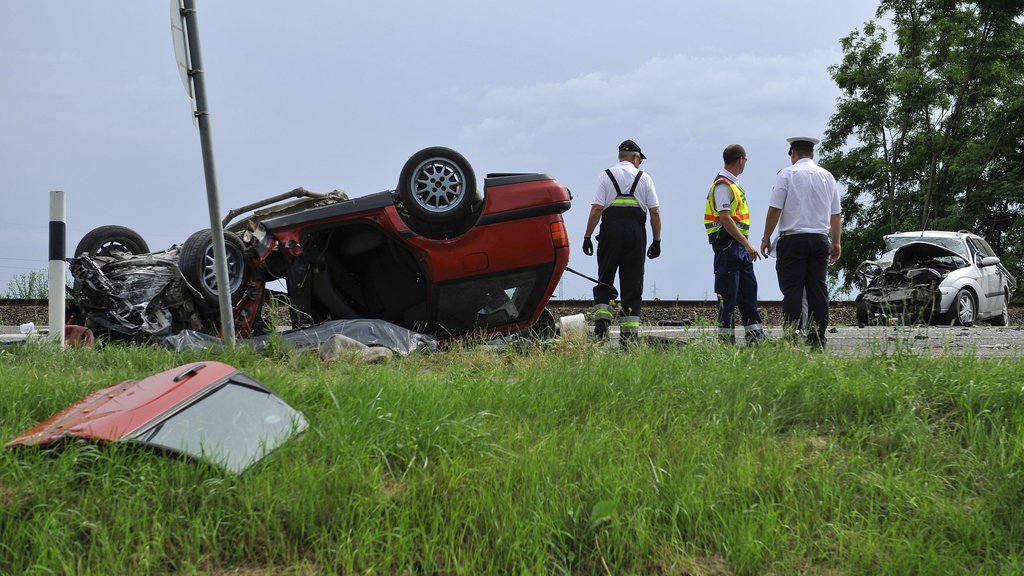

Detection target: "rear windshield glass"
[435, 269, 543, 336]
[132, 382, 307, 473]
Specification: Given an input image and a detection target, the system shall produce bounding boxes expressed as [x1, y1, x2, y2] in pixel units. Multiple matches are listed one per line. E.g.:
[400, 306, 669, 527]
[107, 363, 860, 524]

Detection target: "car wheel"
[950, 288, 976, 326]
[179, 229, 249, 305]
[855, 295, 868, 327]
[989, 294, 1009, 326]
[397, 147, 481, 224]
[74, 225, 150, 258]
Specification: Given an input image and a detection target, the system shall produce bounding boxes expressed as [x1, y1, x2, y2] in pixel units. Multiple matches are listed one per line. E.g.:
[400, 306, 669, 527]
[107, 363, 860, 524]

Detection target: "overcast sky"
[1, 1, 881, 301]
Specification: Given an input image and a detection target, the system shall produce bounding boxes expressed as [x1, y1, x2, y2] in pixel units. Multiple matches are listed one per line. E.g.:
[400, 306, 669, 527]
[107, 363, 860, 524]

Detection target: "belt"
[779, 230, 827, 237]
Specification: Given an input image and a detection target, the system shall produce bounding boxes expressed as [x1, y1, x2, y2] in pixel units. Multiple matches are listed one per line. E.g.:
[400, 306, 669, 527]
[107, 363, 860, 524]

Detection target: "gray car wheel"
[950, 288, 976, 326]
[179, 229, 249, 304]
[74, 225, 150, 258]
[397, 147, 480, 225]
[989, 294, 1009, 326]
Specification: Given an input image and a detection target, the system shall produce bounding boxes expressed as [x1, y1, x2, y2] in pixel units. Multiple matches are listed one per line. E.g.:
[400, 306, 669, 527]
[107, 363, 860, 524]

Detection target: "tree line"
[820, 0, 1023, 294]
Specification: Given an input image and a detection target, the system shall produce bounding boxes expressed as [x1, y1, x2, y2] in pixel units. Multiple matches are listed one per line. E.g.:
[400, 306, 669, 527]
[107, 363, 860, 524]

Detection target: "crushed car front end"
[858, 241, 971, 325]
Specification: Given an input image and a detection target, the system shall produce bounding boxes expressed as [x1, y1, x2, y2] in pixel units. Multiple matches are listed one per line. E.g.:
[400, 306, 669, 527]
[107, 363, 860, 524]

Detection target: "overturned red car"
[69, 147, 572, 341]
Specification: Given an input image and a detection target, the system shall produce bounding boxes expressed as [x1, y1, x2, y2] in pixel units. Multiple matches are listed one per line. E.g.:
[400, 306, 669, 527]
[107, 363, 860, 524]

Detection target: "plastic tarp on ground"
[164, 319, 437, 355]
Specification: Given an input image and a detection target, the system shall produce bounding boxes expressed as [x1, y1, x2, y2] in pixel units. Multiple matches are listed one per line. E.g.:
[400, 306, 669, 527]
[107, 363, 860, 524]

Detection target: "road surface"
[599, 325, 1024, 357]
[5, 324, 1024, 357]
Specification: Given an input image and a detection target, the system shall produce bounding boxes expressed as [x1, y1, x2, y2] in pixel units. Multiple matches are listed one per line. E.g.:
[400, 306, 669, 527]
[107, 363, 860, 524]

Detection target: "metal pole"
[564, 266, 616, 290]
[180, 0, 235, 346]
[48, 190, 66, 348]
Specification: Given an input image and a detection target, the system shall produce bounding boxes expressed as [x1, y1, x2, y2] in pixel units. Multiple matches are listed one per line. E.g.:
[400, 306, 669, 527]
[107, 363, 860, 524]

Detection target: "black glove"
[647, 240, 661, 259]
[582, 236, 594, 256]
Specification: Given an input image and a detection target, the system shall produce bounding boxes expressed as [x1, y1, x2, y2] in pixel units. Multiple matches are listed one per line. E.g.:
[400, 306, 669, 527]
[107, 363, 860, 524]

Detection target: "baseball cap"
[618, 139, 647, 160]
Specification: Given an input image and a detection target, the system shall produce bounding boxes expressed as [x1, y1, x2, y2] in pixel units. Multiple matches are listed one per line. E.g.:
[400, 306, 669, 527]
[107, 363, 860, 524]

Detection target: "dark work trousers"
[594, 220, 646, 317]
[776, 233, 830, 344]
[712, 235, 763, 331]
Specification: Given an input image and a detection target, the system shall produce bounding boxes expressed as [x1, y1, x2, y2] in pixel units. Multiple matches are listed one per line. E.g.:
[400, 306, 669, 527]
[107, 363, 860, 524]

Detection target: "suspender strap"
[605, 169, 644, 197]
[628, 171, 644, 196]
[604, 169, 622, 195]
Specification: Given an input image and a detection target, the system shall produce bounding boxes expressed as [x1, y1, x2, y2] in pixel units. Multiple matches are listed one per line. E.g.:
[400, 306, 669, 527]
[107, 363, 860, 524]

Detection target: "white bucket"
[558, 313, 586, 342]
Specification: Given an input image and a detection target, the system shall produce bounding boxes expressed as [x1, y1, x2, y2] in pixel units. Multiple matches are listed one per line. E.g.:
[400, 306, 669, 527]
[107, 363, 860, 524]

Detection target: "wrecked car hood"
[887, 241, 968, 269]
[856, 241, 966, 292]
[859, 241, 966, 304]
[7, 361, 307, 474]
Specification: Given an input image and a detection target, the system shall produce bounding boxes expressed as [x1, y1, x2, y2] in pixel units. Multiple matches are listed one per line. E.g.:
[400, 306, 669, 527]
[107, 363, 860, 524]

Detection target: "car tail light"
[550, 222, 569, 248]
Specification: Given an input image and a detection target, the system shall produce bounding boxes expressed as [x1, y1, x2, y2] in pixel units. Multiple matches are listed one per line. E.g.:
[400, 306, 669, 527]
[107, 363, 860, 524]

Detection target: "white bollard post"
[49, 190, 66, 348]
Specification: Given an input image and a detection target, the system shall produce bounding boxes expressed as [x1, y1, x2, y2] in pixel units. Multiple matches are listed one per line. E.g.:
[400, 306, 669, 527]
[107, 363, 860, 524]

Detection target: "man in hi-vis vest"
[582, 139, 662, 347]
[704, 144, 767, 344]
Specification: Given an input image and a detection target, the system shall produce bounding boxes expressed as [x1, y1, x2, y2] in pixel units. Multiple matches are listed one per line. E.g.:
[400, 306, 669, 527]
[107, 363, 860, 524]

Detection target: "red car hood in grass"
[7, 362, 239, 446]
[6, 361, 308, 474]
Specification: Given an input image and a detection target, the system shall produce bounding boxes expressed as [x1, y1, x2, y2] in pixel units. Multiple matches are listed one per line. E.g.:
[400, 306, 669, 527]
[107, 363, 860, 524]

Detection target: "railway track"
[3, 299, 1021, 327]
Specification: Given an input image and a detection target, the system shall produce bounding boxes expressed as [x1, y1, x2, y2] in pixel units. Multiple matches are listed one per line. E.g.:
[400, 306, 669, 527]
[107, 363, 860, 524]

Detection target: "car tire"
[74, 225, 150, 258]
[855, 295, 868, 327]
[179, 229, 249, 305]
[949, 288, 976, 327]
[397, 147, 481, 225]
[989, 294, 1009, 326]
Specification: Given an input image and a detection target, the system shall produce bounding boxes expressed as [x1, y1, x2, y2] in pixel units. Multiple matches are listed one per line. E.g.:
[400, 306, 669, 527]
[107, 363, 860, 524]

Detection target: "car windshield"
[131, 381, 307, 474]
[885, 235, 968, 259]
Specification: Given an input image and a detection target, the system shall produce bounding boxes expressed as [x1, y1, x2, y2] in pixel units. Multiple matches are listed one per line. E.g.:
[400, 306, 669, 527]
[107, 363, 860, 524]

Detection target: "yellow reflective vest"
[704, 176, 750, 241]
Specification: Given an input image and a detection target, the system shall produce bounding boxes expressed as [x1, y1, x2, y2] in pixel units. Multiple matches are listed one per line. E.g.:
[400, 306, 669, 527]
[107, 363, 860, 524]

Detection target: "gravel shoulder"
[548, 301, 858, 327]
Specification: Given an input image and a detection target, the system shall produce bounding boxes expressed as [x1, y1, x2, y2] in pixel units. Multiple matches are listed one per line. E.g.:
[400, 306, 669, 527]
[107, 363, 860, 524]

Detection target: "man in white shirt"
[759, 136, 842, 349]
[582, 139, 662, 345]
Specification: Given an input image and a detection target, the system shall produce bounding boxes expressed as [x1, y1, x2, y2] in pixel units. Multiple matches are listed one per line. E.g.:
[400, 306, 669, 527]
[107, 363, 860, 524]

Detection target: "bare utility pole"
[171, 0, 236, 345]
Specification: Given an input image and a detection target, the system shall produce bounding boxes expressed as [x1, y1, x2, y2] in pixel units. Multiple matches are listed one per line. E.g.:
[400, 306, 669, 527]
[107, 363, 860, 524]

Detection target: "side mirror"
[980, 256, 1001, 267]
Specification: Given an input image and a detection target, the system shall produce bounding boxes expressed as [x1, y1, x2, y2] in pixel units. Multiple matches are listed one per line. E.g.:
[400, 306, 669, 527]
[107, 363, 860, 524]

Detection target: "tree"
[821, 0, 1024, 291]
[2, 270, 49, 299]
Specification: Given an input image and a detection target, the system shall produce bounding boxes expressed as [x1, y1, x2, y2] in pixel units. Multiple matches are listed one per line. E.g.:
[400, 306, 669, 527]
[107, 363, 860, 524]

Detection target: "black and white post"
[49, 190, 66, 348]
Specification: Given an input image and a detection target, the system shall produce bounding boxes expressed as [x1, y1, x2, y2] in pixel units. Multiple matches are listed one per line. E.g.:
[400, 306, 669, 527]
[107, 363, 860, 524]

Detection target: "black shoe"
[806, 334, 826, 351]
[620, 333, 640, 350]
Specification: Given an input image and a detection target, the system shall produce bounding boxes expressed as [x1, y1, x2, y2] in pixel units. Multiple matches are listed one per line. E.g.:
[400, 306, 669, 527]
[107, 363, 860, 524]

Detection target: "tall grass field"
[2, 339, 1024, 575]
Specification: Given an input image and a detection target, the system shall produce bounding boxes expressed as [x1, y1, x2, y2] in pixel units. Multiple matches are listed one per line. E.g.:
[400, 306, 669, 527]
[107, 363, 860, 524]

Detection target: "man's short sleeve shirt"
[591, 161, 660, 211]
[713, 169, 740, 212]
[768, 158, 840, 234]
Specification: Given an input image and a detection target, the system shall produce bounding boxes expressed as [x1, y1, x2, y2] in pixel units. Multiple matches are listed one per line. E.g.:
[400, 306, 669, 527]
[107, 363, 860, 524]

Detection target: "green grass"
[2, 340, 1024, 574]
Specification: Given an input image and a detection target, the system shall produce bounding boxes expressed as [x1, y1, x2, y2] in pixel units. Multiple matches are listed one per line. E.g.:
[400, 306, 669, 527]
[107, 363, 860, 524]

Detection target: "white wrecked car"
[855, 230, 1016, 326]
